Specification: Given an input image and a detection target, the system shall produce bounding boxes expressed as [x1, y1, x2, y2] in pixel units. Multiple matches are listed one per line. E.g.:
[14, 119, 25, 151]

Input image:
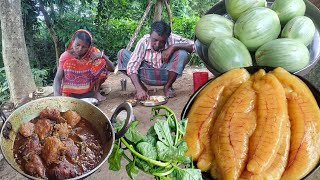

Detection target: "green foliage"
[136, 142, 157, 160]
[126, 161, 139, 180]
[0, 68, 10, 102]
[95, 18, 150, 60]
[32, 68, 50, 87]
[124, 120, 145, 143]
[172, 16, 200, 40]
[188, 54, 205, 67]
[189, 0, 221, 16]
[0, 68, 50, 102]
[154, 120, 174, 146]
[108, 105, 202, 180]
[108, 141, 124, 171]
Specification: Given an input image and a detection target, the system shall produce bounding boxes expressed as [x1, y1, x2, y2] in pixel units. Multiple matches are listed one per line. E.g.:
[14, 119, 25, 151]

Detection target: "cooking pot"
[0, 96, 133, 180]
[195, 0, 320, 77]
[181, 66, 320, 180]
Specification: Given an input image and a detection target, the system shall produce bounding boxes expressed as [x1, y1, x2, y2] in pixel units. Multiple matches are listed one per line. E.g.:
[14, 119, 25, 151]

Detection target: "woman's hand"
[90, 51, 103, 60]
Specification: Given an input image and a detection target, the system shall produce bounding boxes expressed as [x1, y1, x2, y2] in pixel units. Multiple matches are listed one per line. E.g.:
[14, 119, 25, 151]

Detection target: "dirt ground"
[1, 66, 320, 180]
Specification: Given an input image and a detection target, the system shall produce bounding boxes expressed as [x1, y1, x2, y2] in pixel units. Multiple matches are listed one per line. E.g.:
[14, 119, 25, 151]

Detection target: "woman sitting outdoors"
[53, 29, 114, 101]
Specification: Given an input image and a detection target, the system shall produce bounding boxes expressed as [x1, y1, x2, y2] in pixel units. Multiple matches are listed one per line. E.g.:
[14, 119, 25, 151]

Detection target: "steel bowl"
[195, 0, 320, 77]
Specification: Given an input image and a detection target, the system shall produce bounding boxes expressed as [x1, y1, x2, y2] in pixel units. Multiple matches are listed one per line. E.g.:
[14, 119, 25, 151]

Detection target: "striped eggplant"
[281, 16, 316, 46]
[225, 0, 266, 21]
[208, 37, 252, 73]
[271, 0, 306, 26]
[195, 14, 234, 46]
[255, 38, 309, 72]
[234, 7, 281, 51]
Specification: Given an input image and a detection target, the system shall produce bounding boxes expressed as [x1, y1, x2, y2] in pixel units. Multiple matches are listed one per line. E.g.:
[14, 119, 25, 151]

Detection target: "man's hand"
[135, 89, 149, 101]
[161, 46, 174, 64]
[129, 74, 149, 101]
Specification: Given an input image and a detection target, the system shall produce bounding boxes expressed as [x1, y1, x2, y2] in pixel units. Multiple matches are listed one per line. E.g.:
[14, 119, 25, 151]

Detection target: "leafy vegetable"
[107, 141, 123, 171]
[108, 105, 201, 180]
[126, 162, 139, 180]
[124, 120, 145, 143]
[154, 120, 174, 146]
[136, 142, 157, 160]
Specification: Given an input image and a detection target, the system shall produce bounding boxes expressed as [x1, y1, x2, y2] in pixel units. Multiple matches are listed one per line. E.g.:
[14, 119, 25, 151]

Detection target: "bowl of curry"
[0, 96, 133, 180]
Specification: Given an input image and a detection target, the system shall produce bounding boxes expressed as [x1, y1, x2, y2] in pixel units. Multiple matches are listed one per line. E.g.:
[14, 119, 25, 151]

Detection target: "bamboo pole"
[164, 0, 172, 27]
[126, 1, 153, 50]
[154, 0, 163, 22]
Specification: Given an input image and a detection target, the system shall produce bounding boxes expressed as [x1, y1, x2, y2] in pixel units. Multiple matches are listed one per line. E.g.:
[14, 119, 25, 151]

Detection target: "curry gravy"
[13, 114, 103, 180]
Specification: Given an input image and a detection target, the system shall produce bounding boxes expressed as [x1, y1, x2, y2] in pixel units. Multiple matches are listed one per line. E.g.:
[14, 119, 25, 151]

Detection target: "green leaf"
[167, 113, 176, 130]
[126, 161, 139, 180]
[156, 141, 175, 162]
[179, 119, 188, 136]
[149, 166, 168, 174]
[157, 141, 189, 163]
[112, 119, 125, 131]
[177, 141, 192, 164]
[154, 120, 173, 146]
[146, 126, 157, 146]
[136, 142, 157, 160]
[175, 168, 202, 180]
[108, 142, 124, 171]
[177, 141, 188, 154]
[125, 121, 145, 144]
[160, 176, 172, 180]
[135, 158, 154, 172]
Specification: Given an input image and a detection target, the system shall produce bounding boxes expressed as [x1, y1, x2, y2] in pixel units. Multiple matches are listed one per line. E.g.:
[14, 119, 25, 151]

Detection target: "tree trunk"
[0, 0, 36, 105]
[38, 0, 61, 66]
[154, 0, 163, 21]
[126, 1, 153, 50]
[164, 0, 172, 27]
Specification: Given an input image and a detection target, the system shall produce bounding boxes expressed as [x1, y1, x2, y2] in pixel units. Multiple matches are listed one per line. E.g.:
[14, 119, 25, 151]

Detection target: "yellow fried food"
[210, 160, 222, 180]
[211, 70, 265, 180]
[259, 119, 290, 179]
[197, 72, 250, 171]
[240, 120, 291, 180]
[185, 68, 250, 164]
[238, 170, 254, 180]
[271, 67, 320, 179]
[246, 73, 288, 174]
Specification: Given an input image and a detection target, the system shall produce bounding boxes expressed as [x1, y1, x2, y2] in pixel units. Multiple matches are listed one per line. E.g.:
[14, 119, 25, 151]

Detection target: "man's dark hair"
[151, 20, 171, 38]
[74, 31, 91, 45]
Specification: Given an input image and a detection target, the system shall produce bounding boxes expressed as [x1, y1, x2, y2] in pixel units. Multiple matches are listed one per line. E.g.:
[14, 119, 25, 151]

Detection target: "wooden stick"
[126, 1, 153, 51]
[164, 0, 172, 28]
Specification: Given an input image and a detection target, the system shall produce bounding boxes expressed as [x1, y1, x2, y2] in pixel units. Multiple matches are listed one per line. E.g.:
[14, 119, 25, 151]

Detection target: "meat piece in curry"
[62, 138, 79, 159]
[47, 157, 77, 179]
[24, 153, 45, 178]
[19, 134, 42, 157]
[54, 122, 71, 140]
[34, 118, 53, 140]
[19, 122, 35, 137]
[40, 108, 66, 123]
[61, 110, 81, 127]
[42, 136, 65, 165]
[14, 108, 103, 180]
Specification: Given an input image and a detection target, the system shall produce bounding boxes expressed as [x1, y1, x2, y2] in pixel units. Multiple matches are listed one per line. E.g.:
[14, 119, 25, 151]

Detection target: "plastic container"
[193, 72, 209, 92]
